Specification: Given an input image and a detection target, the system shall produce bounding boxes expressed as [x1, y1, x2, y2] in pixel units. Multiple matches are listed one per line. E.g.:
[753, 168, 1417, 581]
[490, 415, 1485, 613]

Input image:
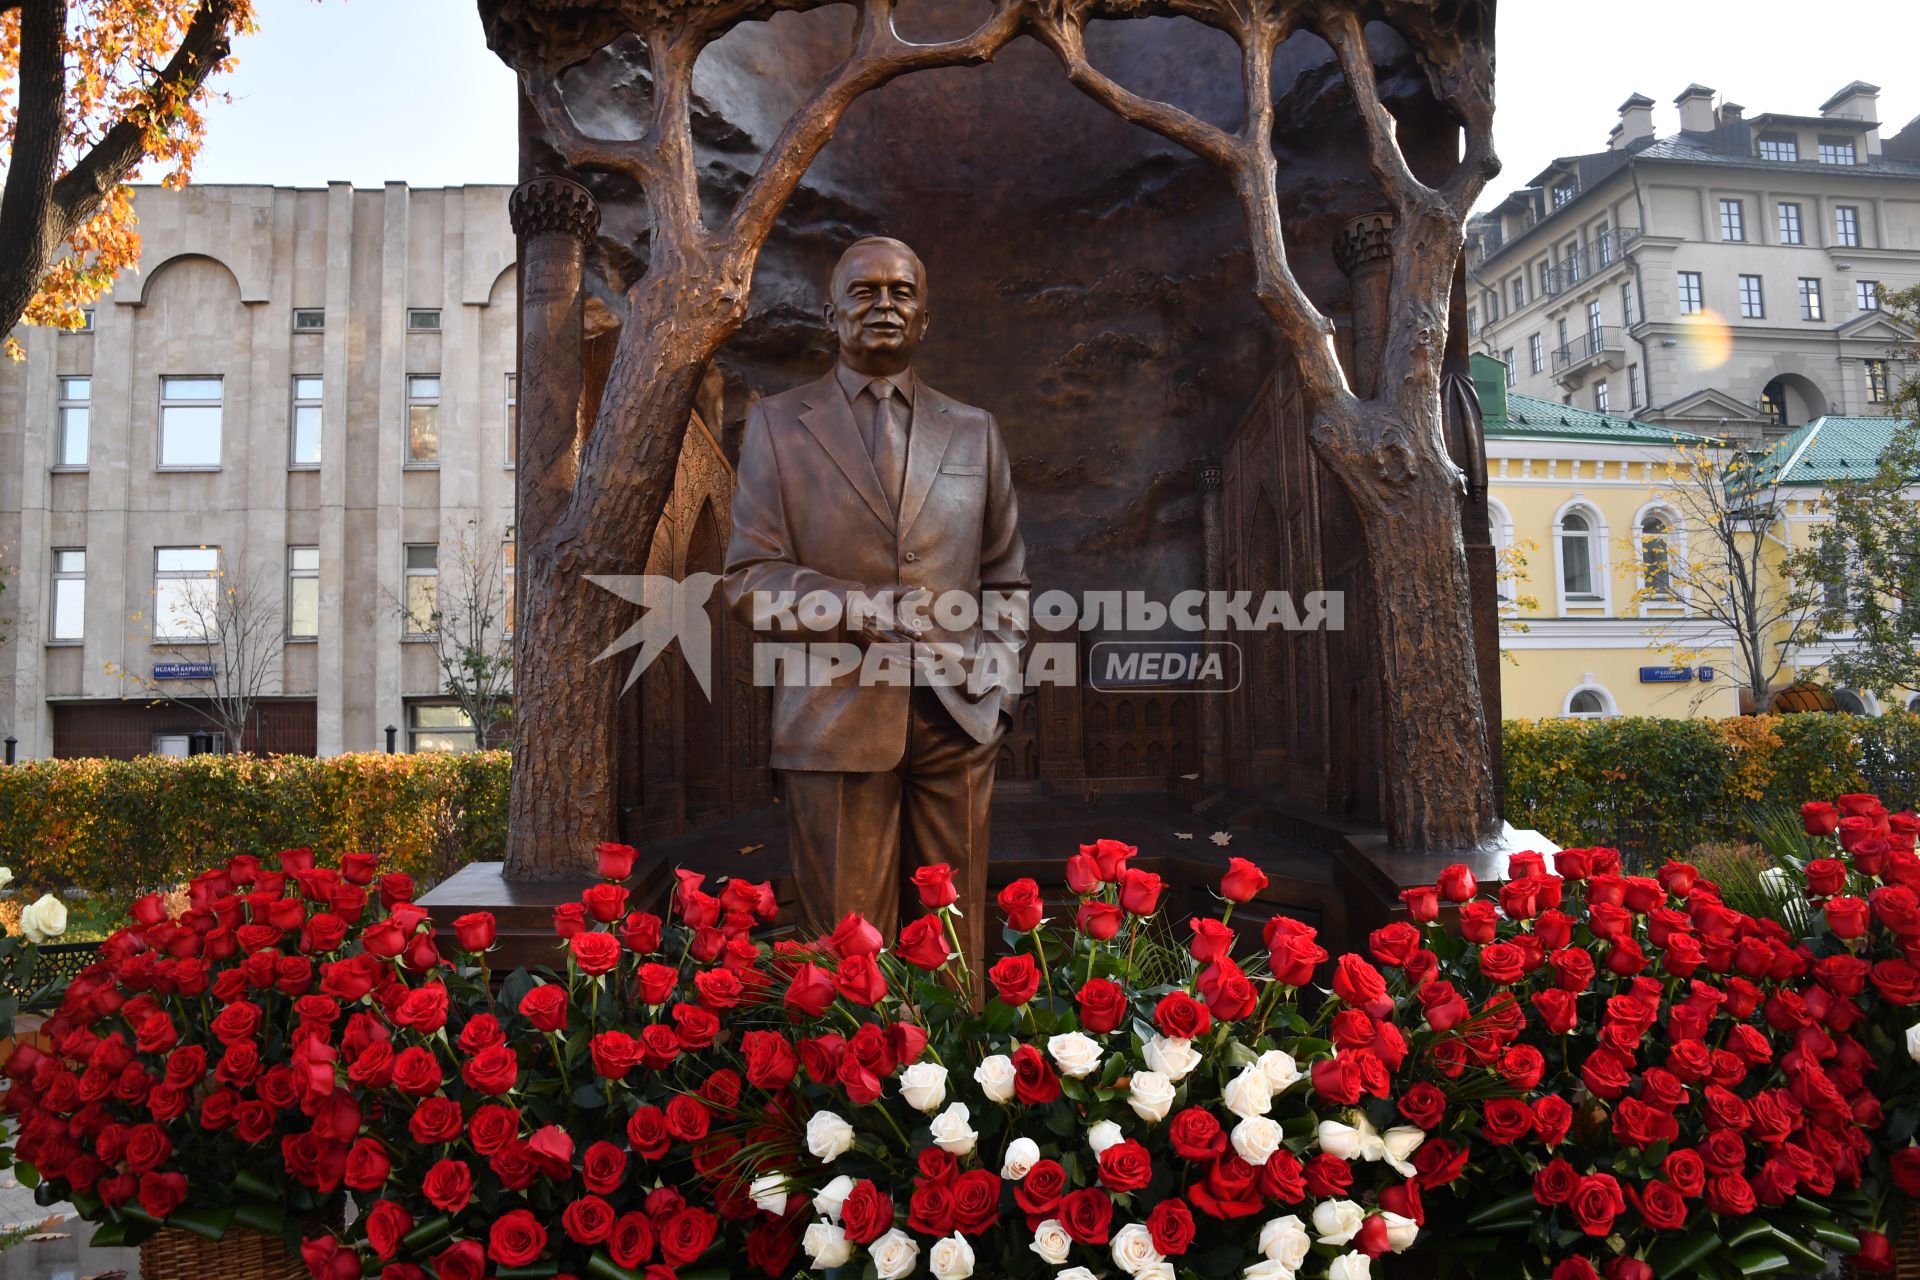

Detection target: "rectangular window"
[407, 308, 442, 332]
[1834, 205, 1861, 247]
[1778, 202, 1804, 244]
[1628, 365, 1643, 408]
[407, 375, 440, 465]
[1799, 277, 1824, 321]
[1557, 318, 1569, 352]
[1858, 280, 1882, 312]
[1677, 272, 1704, 315]
[408, 703, 475, 753]
[1759, 134, 1799, 162]
[504, 373, 517, 467]
[1621, 281, 1636, 326]
[292, 308, 325, 332]
[1595, 381, 1610, 414]
[56, 376, 90, 468]
[1586, 300, 1603, 343]
[49, 549, 85, 642]
[404, 544, 438, 636]
[1529, 334, 1544, 374]
[1867, 360, 1891, 405]
[1818, 136, 1857, 166]
[1538, 261, 1552, 295]
[1511, 277, 1526, 310]
[1468, 308, 1480, 338]
[73, 309, 94, 333]
[1596, 223, 1614, 265]
[159, 377, 222, 468]
[1739, 275, 1766, 319]
[1718, 198, 1745, 241]
[291, 376, 322, 467]
[288, 546, 320, 639]
[1552, 181, 1576, 208]
[1503, 351, 1516, 387]
[154, 546, 220, 640]
[1564, 240, 1583, 284]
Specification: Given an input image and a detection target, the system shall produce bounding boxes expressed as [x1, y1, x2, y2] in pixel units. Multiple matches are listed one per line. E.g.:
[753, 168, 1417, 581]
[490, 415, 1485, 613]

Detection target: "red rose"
[627, 1106, 670, 1159]
[990, 953, 1041, 1006]
[581, 1141, 627, 1195]
[571, 932, 622, 975]
[1534, 1095, 1574, 1147]
[1148, 1198, 1196, 1254]
[1083, 838, 1137, 881]
[1458, 900, 1500, 943]
[345, 1137, 393, 1190]
[1872, 959, 1920, 1004]
[433, 1240, 486, 1280]
[1857, 1232, 1896, 1274]
[519, 984, 570, 1033]
[829, 913, 884, 958]
[1400, 885, 1440, 921]
[1398, 1082, 1446, 1130]
[1155, 991, 1212, 1040]
[1118, 866, 1166, 915]
[1414, 1139, 1467, 1188]
[1418, 980, 1470, 1030]
[998, 878, 1045, 931]
[452, 912, 496, 952]
[1269, 932, 1327, 986]
[1479, 941, 1527, 984]
[1568, 1173, 1626, 1236]
[660, 1208, 717, 1267]
[1189, 1157, 1264, 1219]
[590, 1031, 642, 1080]
[560, 1194, 616, 1246]
[138, 1171, 187, 1219]
[1012, 1044, 1059, 1104]
[1534, 1158, 1578, 1205]
[463, 1043, 519, 1095]
[1199, 956, 1258, 1020]
[365, 1200, 412, 1260]
[840, 1181, 893, 1245]
[424, 1159, 475, 1213]
[1553, 1261, 1598, 1280]
[1705, 1173, 1756, 1217]
[1098, 1139, 1152, 1193]
[1332, 954, 1389, 1013]
[1168, 1107, 1228, 1160]
[610, 1213, 656, 1270]
[950, 1169, 1001, 1235]
[1369, 922, 1421, 967]
[834, 955, 887, 1006]
[1220, 856, 1267, 903]
[1014, 1160, 1066, 1218]
[1481, 1098, 1533, 1144]
[1803, 802, 1841, 836]
[597, 842, 639, 879]
[895, 916, 951, 970]
[620, 911, 664, 953]
[1437, 863, 1477, 902]
[299, 1236, 359, 1280]
[583, 884, 630, 924]
[1826, 895, 1870, 939]
[1078, 978, 1127, 1033]
[783, 963, 837, 1017]
[912, 863, 959, 909]
[1663, 1149, 1706, 1197]
[489, 1209, 547, 1267]
[1632, 1179, 1688, 1231]
[1078, 901, 1124, 940]
[1059, 1188, 1114, 1244]
[741, 1030, 800, 1089]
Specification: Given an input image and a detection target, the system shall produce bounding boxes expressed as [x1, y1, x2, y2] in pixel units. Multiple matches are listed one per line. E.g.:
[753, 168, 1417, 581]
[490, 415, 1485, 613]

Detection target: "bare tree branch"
[520, 70, 662, 184]
[1315, 8, 1429, 221]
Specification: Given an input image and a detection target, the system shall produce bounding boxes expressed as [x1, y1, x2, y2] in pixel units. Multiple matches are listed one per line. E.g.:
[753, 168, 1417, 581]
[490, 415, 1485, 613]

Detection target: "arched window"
[1564, 684, 1615, 718]
[1640, 512, 1673, 597]
[1557, 507, 1603, 601]
[1906, 693, 1920, 714]
[1487, 498, 1518, 606]
[1835, 689, 1875, 716]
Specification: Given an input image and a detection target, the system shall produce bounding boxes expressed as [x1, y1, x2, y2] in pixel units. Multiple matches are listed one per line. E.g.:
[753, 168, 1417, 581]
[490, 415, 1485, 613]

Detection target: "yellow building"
[1482, 352, 1918, 720]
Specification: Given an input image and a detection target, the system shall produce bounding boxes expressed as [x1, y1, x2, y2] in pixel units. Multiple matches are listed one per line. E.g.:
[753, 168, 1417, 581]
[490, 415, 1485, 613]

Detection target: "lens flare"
[1678, 309, 1733, 373]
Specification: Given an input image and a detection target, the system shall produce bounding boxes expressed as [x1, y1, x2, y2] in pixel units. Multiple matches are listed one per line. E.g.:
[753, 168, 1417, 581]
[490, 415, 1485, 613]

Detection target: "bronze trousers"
[782, 686, 1001, 977]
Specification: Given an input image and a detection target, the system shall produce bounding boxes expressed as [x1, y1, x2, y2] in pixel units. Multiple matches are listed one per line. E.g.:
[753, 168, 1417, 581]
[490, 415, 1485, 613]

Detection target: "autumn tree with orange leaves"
[0, 0, 254, 356]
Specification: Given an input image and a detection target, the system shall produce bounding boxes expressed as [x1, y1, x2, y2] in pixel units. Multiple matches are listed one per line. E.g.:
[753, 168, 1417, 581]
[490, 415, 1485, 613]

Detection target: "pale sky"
[184, 0, 1919, 203]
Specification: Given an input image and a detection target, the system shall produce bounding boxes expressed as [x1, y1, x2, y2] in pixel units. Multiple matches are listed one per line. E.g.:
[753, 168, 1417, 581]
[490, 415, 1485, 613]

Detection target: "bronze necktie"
[870, 379, 907, 517]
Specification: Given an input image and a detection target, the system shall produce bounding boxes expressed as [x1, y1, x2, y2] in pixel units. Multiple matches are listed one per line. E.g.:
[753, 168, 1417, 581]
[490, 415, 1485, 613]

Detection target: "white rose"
[1379, 1125, 1426, 1176]
[1908, 1023, 1920, 1065]
[1223, 1064, 1273, 1118]
[1002, 1136, 1041, 1180]
[1128, 1070, 1175, 1124]
[814, 1174, 856, 1221]
[18, 894, 66, 945]
[1327, 1251, 1372, 1280]
[1029, 1220, 1073, 1265]
[1258, 1215, 1311, 1270]
[1316, 1119, 1364, 1160]
[1048, 1031, 1103, 1078]
[871, 1228, 921, 1280]
[1231, 1114, 1283, 1166]
[930, 1233, 976, 1280]
[1110, 1223, 1163, 1275]
[1142, 1035, 1201, 1082]
[1381, 1211, 1419, 1253]
[1136, 1263, 1177, 1280]
[1059, 1270, 1098, 1280]
[807, 1111, 855, 1162]
[900, 1062, 950, 1114]
[749, 1173, 789, 1216]
[930, 1102, 979, 1155]
[976, 1054, 1018, 1103]
[1256, 1049, 1300, 1092]
[1087, 1119, 1124, 1155]
[1312, 1200, 1366, 1246]
[0, 868, 13, 891]
[803, 1222, 853, 1270]
[1242, 1262, 1296, 1280]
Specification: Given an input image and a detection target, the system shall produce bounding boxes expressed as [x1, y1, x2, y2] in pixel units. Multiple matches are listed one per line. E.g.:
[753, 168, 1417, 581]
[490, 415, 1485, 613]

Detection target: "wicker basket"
[138, 1227, 306, 1280]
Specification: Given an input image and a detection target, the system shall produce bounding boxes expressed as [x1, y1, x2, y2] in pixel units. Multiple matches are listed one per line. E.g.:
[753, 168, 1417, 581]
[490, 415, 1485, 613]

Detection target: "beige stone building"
[0, 184, 521, 759]
[1468, 81, 1919, 444]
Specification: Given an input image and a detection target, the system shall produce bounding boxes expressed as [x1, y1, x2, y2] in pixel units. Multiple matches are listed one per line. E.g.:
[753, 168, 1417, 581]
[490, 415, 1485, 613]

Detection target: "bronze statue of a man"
[723, 237, 1028, 973]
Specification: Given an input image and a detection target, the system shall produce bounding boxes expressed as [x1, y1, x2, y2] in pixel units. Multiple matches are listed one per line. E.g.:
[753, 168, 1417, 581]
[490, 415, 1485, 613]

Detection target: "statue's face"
[826, 243, 929, 371]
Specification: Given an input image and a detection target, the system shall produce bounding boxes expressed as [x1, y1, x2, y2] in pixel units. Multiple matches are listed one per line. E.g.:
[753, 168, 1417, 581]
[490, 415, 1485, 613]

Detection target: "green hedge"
[1503, 712, 1920, 853]
[0, 751, 509, 903]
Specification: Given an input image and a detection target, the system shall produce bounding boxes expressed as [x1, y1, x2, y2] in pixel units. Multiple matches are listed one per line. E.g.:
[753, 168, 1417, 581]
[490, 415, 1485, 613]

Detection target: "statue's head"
[825, 237, 929, 374]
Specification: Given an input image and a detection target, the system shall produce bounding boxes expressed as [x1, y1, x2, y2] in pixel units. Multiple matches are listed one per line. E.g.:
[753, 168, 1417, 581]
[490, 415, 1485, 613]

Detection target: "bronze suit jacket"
[723, 369, 1029, 772]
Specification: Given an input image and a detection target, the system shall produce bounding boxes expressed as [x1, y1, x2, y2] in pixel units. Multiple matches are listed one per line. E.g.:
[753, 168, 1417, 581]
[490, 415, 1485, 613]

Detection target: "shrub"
[1503, 714, 1917, 854]
[0, 752, 508, 903]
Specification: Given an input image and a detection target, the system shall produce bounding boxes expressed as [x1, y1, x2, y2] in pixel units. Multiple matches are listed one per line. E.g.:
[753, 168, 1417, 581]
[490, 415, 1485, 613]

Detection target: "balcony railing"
[1539, 228, 1641, 298]
[1552, 326, 1627, 377]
